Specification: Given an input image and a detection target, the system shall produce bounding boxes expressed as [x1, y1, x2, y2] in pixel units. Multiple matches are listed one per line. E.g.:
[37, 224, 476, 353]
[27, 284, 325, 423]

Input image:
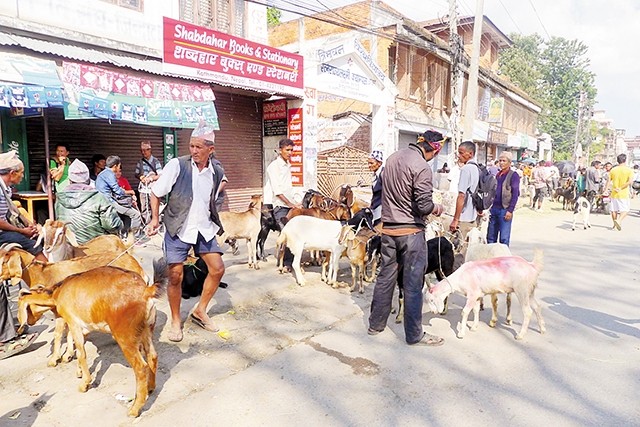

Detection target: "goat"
[218, 195, 262, 269]
[464, 227, 513, 317]
[276, 216, 347, 287]
[286, 205, 350, 222]
[425, 250, 546, 340]
[0, 247, 145, 288]
[395, 236, 456, 323]
[17, 260, 167, 417]
[337, 227, 375, 293]
[256, 205, 279, 261]
[36, 219, 128, 262]
[572, 196, 591, 231]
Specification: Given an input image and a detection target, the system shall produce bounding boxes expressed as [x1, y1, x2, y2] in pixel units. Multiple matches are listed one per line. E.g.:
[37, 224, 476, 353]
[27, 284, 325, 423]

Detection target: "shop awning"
[61, 61, 219, 129]
[0, 52, 64, 108]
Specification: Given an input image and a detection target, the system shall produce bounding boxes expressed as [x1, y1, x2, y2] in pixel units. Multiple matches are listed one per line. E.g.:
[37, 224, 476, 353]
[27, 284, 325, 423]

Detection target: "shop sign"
[288, 108, 304, 186]
[263, 99, 288, 137]
[61, 61, 218, 128]
[163, 17, 304, 97]
[488, 97, 505, 124]
[488, 130, 508, 145]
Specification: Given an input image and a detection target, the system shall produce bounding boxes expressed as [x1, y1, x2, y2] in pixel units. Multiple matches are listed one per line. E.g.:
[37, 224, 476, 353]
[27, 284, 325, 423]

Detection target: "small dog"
[572, 196, 591, 231]
[527, 184, 536, 207]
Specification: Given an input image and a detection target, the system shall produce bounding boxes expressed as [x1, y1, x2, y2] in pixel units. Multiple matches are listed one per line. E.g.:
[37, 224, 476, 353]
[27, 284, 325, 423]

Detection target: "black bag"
[181, 258, 208, 299]
[114, 193, 134, 208]
[467, 161, 497, 212]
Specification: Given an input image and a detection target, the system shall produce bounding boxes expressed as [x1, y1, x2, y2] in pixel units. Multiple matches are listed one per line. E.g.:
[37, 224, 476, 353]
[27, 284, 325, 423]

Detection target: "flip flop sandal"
[410, 333, 445, 347]
[190, 314, 219, 332]
[167, 328, 183, 343]
[0, 333, 38, 360]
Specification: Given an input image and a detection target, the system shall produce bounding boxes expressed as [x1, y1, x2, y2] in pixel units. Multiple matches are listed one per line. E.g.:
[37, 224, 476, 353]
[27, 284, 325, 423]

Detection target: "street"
[1, 199, 639, 427]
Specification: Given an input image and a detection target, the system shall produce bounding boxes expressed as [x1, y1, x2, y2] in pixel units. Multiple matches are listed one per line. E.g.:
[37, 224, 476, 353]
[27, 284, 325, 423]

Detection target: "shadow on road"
[543, 296, 640, 338]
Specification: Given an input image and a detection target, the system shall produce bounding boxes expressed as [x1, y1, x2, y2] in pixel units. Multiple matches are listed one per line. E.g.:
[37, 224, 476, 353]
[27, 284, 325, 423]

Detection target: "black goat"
[395, 236, 456, 323]
[256, 205, 280, 261]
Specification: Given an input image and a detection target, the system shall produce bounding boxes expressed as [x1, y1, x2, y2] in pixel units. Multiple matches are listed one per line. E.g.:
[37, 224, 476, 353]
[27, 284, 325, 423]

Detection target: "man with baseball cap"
[368, 130, 446, 346]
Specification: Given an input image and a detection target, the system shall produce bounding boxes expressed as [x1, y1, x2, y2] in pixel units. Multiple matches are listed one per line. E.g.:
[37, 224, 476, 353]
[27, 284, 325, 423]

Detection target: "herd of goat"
[2, 185, 547, 418]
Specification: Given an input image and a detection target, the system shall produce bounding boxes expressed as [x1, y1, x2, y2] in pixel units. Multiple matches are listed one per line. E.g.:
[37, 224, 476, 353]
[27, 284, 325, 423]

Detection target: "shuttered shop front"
[26, 108, 164, 190]
[178, 91, 264, 211]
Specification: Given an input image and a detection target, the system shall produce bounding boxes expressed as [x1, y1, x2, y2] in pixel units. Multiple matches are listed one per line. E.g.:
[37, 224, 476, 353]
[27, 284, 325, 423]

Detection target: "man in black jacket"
[368, 130, 446, 346]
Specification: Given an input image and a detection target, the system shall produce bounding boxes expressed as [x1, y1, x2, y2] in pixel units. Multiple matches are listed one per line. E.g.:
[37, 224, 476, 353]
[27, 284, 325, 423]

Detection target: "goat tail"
[149, 257, 169, 298]
[531, 249, 544, 273]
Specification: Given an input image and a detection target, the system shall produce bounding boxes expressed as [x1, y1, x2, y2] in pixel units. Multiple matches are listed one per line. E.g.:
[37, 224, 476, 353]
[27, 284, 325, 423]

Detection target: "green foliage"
[267, 7, 282, 27]
[499, 34, 597, 159]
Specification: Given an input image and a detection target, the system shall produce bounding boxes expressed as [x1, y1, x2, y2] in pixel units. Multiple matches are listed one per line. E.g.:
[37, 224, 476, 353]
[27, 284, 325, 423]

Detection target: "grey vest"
[163, 155, 224, 238]
[501, 170, 514, 209]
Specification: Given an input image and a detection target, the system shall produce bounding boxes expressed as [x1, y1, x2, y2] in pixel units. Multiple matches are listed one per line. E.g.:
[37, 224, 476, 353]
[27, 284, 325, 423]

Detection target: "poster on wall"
[288, 108, 304, 187]
[263, 99, 288, 136]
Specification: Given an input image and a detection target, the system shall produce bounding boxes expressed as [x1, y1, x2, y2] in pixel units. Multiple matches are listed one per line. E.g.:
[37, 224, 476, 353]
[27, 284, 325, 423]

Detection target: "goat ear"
[44, 219, 52, 226]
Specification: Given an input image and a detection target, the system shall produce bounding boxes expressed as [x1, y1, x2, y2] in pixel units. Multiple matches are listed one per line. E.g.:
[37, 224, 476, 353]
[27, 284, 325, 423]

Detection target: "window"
[180, 0, 245, 36]
[101, 0, 144, 12]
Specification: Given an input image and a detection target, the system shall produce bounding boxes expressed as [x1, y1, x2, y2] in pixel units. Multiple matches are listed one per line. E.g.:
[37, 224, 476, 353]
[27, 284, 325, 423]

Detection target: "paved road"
[1, 199, 639, 426]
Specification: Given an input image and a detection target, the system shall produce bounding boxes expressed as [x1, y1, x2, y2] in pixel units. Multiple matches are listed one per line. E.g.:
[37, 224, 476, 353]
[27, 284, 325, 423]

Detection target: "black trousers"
[369, 231, 427, 344]
[273, 206, 293, 266]
[0, 282, 16, 343]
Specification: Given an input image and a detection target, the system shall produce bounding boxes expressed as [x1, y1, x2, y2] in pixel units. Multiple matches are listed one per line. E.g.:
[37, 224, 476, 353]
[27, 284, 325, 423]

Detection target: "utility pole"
[573, 91, 586, 165]
[462, 0, 484, 141]
[448, 0, 463, 151]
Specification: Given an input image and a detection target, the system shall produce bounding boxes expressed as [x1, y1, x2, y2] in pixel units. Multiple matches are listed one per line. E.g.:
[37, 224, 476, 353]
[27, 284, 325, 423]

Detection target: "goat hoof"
[515, 334, 524, 340]
[470, 324, 478, 331]
[506, 319, 512, 326]
[47, 358, 59, 367]
[128, 408, 141, 418]
[78, 382, 90, 393]
[254, 264, 260, 270]
[489, 320, 497, 328]
[359, 288, 364, 294]
[394, 317, 402, 324]
[456, 332, 465, 339]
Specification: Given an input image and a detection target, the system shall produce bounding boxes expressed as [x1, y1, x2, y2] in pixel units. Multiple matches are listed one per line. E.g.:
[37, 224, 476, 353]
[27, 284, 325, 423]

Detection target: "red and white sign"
[288, 108, 304, 187]
[163, 17, 304, 97]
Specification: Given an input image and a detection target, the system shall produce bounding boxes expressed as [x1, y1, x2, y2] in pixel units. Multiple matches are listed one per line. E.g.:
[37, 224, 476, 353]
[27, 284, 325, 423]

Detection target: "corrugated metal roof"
[0, 32, 166, 75]
[0, 32, 301, 98]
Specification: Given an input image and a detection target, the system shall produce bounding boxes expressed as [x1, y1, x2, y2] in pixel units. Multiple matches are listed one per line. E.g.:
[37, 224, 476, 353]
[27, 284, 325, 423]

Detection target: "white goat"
[425, 250, 546, 340]
[276, 216, 347, 287]
[218, 195, 263, 269]
[572, 196, 591, 231]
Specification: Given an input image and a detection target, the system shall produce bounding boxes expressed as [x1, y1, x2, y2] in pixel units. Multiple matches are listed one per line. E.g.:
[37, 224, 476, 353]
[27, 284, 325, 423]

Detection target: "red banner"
[163, 17, 304, 97]
[288, 108, 304, 187]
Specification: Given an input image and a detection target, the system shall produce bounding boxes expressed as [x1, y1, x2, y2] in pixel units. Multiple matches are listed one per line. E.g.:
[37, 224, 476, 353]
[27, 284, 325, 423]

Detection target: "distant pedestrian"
[368, 150, 384, 225]
[487, 152, 520, 246]
[49, 143, 72, 192]
[531, 160, 549, 211]
[134, 141, 163, 224]
[608, 153, 634, 231]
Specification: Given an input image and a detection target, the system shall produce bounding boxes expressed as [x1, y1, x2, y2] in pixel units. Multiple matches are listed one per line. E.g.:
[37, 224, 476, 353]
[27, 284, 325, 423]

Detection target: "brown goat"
[218, 195, 262, 269]
[286, 206, 350, 222]
[337, 227, 371, 293]
[18, 263, 167, 417]
[36, 219, 128, 262]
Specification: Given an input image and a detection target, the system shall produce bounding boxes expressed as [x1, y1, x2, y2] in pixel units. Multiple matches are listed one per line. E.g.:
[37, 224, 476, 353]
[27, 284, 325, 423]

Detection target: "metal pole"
[462, 0, 485, 141]
[448, 0, 463, 151]
[43, 109, 54, 219]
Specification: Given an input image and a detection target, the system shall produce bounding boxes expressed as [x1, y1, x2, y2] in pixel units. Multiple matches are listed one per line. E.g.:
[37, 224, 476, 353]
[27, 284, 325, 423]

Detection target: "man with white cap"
[0, 150, 41, 359]
[147, 120, 226, 342]
[368, 150, 384, 226]
[56, 159, 123, 244]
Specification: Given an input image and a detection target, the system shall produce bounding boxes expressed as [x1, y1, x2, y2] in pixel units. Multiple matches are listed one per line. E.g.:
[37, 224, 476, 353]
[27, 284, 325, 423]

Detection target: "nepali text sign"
[263, 99, 288, 137]
[288, 108, 304, 186]
[163, 17, 304, 97]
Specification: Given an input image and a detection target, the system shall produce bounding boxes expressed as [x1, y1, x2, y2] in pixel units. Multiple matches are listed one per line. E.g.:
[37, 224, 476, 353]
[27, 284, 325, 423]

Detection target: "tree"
[267, 7, 281, 27]
[499, 34, 597, 159]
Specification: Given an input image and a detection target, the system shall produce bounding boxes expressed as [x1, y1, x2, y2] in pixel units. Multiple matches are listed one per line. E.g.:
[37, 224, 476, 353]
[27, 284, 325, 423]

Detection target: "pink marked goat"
[425, 250, 546, 340]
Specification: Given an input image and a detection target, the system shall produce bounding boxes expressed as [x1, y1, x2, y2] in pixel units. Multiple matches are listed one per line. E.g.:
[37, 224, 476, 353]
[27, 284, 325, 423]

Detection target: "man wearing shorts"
[147, 122, 226, 342]
[608, 153, 634, 231]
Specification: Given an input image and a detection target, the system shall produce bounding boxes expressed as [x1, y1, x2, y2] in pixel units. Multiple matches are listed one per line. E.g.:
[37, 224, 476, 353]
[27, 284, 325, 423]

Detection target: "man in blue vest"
[147, 121, 226, 343]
